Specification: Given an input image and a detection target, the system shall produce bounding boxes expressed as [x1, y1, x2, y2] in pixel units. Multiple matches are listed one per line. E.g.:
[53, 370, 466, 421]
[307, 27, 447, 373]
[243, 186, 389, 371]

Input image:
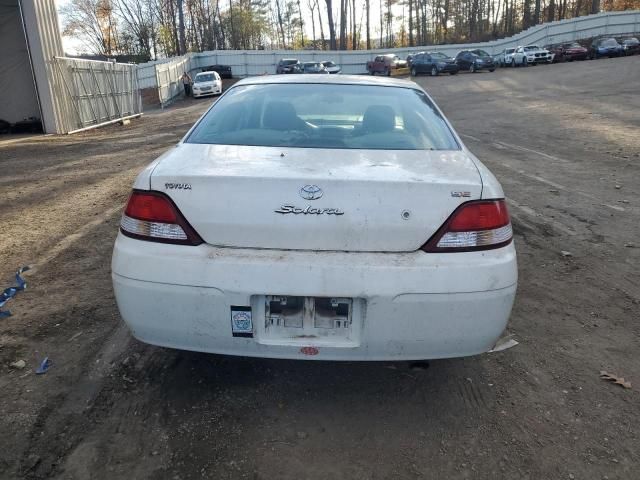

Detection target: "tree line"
[60, 0, 639, 59]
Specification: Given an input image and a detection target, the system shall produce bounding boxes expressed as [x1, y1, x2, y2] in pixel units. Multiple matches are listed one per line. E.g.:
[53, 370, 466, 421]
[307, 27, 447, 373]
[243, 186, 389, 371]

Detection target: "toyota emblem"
[299, 185, 323, 201]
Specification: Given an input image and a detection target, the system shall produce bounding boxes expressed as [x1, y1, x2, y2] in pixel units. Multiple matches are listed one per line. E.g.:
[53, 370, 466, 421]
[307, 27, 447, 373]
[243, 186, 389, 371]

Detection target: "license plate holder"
[254, 296, 362, 347]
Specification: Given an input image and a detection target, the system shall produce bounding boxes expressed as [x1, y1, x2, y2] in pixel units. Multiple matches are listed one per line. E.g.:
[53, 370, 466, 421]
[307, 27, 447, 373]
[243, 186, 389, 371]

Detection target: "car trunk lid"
[150, 144, 483, 252]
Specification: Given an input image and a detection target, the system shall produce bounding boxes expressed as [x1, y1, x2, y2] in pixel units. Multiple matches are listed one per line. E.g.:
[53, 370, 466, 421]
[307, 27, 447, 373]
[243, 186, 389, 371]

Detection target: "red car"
[546, 42, 588, 62]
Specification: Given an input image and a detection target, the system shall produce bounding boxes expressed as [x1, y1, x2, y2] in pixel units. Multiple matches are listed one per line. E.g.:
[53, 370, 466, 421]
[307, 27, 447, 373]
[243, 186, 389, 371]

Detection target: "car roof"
[233, 74, 421, 90]
[195, 71, 216, 76]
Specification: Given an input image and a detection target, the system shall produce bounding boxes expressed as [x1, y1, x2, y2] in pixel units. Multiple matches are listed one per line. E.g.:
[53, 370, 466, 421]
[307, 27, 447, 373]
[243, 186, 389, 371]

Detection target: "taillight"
[421, 199, 512, 252]
[120, 190, 203, 245]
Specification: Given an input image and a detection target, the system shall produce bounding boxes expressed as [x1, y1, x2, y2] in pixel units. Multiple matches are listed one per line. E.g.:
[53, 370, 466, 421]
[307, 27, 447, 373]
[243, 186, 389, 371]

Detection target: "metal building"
[0, 0, 142, 135]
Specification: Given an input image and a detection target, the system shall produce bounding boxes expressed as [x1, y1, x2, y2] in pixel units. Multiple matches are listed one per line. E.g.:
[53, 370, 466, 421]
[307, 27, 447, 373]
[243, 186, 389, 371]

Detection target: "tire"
[511, 58, 516, 67]
[489, 68, 495, 72]
[411, 67, 417, 77]
[469, 63, 476, 73]
[430, 66, 438, 76]
[369, 70, 374, 75]
[385, 68, 391, 77]
[522, 58, 528, 67]
[450, 71, 457, 75]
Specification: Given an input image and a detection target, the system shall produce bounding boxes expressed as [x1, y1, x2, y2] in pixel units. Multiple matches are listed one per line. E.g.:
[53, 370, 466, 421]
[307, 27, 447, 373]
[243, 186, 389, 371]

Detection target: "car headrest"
[263, 101, 303, 131]
[362, 105, 396, 134]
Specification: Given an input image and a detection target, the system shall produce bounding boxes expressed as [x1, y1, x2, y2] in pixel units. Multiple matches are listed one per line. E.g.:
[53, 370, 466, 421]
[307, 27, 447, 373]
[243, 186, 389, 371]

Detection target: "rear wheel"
[511, 58, 516, 67]
[469, 63, 476, 73]
[385, 67, 391, 76]
[489, 68, 495, 72]
[522, 57, 528, 67]
[411, 67, 417, 77]
[450, 71, 457, 75]
[430, 66, 438, 76]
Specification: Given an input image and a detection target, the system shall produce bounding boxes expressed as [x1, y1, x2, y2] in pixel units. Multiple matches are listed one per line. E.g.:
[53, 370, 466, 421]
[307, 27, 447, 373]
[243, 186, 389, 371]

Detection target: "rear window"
[601, 39, 618, 47]
[187, 83, 459, 151]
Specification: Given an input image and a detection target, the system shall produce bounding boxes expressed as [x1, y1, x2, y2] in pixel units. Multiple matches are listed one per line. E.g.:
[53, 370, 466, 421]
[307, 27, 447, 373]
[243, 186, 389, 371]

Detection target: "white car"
[497, 48, 516, 67]
[512, 45, 553, 66]
[321, 61, 341, 74]
[112, 75, 517, 361]
[192, 71, 222, 98]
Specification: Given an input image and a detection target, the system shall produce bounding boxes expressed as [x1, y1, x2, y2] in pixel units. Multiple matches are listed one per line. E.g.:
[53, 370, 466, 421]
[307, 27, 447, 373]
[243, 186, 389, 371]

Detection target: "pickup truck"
[366, 54, 407, 75]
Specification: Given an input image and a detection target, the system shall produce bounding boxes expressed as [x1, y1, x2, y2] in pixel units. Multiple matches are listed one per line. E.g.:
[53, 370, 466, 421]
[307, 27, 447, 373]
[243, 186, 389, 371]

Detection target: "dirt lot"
[1, 57, 639, 480]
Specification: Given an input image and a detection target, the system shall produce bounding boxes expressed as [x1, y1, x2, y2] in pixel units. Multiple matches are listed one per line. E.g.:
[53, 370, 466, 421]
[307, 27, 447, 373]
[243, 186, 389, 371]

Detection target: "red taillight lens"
[125, 192, 177, 223]
[421, 199, 512, 252]
[120, 190, 203, 245]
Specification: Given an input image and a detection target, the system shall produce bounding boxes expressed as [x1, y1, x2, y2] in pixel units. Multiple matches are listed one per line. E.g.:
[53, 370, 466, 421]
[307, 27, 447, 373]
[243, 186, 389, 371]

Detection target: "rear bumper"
[112, 234, 518, 361]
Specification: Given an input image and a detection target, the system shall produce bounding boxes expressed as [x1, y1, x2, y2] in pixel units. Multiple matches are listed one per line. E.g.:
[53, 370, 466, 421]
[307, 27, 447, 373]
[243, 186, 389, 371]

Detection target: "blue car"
[589, 38, 623, 59]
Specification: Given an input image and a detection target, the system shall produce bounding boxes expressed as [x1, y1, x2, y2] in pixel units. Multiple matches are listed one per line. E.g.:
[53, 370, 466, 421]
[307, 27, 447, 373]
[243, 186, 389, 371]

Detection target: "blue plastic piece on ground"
[0, 266, 30, 317]
[35, 357, 51, 375]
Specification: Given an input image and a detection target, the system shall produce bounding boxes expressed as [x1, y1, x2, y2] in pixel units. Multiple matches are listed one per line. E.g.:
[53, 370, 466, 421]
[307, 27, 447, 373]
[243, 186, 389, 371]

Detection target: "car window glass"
[195, 74, 215, 82]
[187, 84, 460, 151]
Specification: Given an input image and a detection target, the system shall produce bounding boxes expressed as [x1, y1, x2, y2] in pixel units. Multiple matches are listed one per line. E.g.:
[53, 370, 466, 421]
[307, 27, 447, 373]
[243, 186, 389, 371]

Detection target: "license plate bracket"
[254, 296, 362, 347]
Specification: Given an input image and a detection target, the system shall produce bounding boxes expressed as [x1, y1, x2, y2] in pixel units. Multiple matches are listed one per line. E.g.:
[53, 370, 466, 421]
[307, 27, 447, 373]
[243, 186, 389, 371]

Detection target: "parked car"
[512, 45, 553, 66]
[202, 64, 232, 78]
[276, 58, 300, 74]
[589, 38, 623, 59]
[321, 60, 341, 74]
[301, 62, 329, 74]
[192, 71, 222, 98]
[366, 54, 407, 75]
[410, 52, 459, 76]
[546, 42, 588, 62]
[495, 48, 516, 67]
[454, 50, 496, 72]
[112, 74, 517, 361]
[406, 52, 423, 68]
[620, 37, 640, 55]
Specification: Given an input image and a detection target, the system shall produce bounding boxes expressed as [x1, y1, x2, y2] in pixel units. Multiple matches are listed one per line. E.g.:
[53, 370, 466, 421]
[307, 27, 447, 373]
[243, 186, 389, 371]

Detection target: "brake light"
[421, 199, 512, 252]
[120, 190, 203, 245]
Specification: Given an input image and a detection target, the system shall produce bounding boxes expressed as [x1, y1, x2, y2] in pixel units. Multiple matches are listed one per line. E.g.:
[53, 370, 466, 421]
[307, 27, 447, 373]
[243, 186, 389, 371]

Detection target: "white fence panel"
[155, 55, 193, 106]
[51, 57, 142, 134]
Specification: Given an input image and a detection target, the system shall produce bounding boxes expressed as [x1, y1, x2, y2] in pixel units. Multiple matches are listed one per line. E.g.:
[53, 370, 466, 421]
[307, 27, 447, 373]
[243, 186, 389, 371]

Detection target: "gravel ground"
[0, 56, 639, 480]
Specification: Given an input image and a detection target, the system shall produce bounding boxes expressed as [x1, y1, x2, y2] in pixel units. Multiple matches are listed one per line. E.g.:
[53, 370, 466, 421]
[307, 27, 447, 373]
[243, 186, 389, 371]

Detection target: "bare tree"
[325, 0, 337, 49]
